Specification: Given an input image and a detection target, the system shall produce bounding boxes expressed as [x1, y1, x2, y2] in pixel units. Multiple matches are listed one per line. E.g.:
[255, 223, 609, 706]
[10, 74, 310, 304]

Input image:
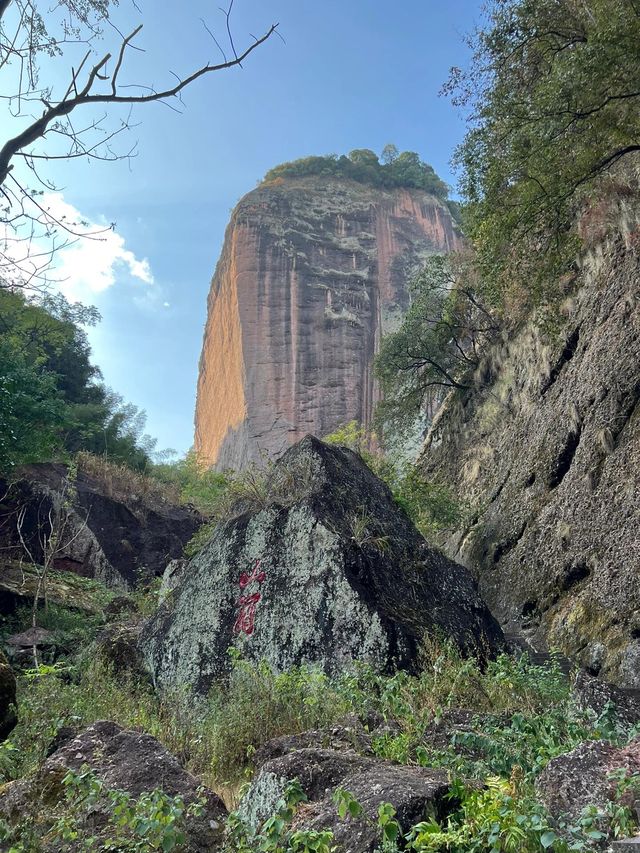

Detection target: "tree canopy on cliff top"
[448, 0, 640, 306]
[263, 147, 450, 199]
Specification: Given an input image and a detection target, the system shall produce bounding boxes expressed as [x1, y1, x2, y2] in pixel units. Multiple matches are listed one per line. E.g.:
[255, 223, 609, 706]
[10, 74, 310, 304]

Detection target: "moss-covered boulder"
[140, 436, 503, 695]
[0, 650, 17, 741]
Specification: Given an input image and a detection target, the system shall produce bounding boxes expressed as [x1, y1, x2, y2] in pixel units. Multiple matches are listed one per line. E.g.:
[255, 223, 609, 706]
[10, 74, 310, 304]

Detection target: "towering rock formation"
[195, 175, 462, 470]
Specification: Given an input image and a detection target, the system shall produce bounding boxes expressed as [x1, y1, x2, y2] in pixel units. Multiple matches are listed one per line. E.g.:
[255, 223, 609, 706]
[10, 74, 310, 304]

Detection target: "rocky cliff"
[195, 175, 462, 470]
[420, 233, 640, 688]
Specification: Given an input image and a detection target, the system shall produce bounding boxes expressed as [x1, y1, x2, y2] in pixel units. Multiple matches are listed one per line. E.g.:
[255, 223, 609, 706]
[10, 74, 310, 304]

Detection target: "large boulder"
[0, 463, 202, 589]
[240, 739, 452, 853]
[140, 436, 504, 694]
[536, 737, 640, 833]
[573, 670, 640, 730]
[0, 720, 226, 850]
[0, 650, 17, 741]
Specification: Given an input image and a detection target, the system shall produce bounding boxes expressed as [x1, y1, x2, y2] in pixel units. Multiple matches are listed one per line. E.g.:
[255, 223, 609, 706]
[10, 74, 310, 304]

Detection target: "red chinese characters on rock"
[233, 559, 266, 636]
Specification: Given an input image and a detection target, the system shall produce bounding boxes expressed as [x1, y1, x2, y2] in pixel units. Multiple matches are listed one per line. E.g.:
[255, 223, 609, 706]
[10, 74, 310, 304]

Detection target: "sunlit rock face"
[194, 175, 462, 470]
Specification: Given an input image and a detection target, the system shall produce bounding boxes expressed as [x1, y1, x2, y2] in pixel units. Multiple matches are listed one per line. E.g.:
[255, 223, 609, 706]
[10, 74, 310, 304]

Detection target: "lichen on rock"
[139, 436, 503, 695]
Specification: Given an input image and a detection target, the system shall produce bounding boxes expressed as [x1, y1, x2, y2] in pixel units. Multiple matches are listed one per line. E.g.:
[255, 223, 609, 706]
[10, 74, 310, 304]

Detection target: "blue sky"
[22, 0, 484, 455]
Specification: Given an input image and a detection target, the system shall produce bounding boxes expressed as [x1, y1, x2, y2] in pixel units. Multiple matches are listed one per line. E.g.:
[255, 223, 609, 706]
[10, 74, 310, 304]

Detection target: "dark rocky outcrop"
[536, 737, 640, 833]
[195, 174, 463, 471]
[573, 670, 640, 729]
[140, 436, 503, 695]
[241, 739, 452, 853]
[420, 235, 640, 687]
[0, 649, 17, 741]
[0, 463, 202, 589]
[253, 716, 378, 768]
[0, 720, 227, 851]
[95, 622, 146, 677]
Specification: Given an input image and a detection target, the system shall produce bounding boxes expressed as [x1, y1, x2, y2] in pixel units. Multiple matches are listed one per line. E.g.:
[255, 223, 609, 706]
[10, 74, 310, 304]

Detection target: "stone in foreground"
[573, 669, 640, 729]
[140, 436, 503, 694]
[240, 737, 452, 853]
[0, 721, 226, 851]
[536, 737, 640, 833]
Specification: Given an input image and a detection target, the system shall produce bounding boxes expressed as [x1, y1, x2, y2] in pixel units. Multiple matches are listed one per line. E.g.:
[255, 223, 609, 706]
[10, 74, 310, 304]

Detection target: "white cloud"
[4, 192, 154, 304]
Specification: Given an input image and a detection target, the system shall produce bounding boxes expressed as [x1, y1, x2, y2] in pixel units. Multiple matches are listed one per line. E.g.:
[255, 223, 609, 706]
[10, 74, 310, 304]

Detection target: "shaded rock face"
[573, 670, 640, 730]
[140, 436, 503, 695]
[0, 720, 226, 851]
[0, 464, 201, 589]
[241, 737, 452, 853]
[536, 737, 640, 833]
[0, 650, 17, 741]
[420, 236, 640, 687]
[195, 175, 463, 470]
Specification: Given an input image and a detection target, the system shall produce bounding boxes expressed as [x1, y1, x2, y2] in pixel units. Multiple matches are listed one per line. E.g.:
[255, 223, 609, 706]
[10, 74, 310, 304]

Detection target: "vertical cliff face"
[419, 234, 640, 688]
[195, 176, 462, 470]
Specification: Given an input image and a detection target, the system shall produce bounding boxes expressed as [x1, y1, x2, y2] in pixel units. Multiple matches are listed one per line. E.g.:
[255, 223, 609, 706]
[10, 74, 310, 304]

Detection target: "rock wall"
[0, 464, 202, 589]
[420, 234, 640, 687]
[195, 176, 462, 470]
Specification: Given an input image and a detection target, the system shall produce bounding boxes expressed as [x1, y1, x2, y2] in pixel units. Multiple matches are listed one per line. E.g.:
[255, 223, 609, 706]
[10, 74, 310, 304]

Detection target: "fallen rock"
[141, 436, 504, 694]
[253, 716, 376, 769]
[0, 463, 202, 589]
[0, 720, 226, 850]
[573, 670, 640, 730]
[299, 763, 452, 853]
[95, 622, 146, 676]
[241, 741, 452, 853]
[0, 650, 17, 741]
[158, 557, 188, 603]
[5, 626, 57, 667]
[536, 737, 640, 832]
[243, 748, 377, 828]
[103, 595, 139, 620]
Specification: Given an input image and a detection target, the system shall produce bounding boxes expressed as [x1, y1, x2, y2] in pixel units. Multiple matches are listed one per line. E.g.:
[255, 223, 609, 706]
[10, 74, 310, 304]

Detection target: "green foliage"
[0, 289, 157, 473]
[3, 630, 639, 852]
[152, 450, 231, 515]
[0, 764, 206, 852]
[375, 254, 499, 438]
[225, 779, 335, 853]
[263, 147, 449, 197]
[207, 655, 350, 784]
[323, 420, 464, 540]
[447, 0, 640, 309]
[389, 465, 464, 540]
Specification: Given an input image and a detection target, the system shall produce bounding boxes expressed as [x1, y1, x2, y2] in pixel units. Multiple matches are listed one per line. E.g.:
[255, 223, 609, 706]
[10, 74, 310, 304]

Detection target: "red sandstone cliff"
[195, 176, 463, 470]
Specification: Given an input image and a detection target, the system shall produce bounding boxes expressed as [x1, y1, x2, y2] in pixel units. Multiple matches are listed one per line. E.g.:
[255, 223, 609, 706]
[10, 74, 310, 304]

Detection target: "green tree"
[446, 0, 640, 308]
[375, 255, 499, 437]
[0, 289, 156, 472]
[381, 143, 399, 165]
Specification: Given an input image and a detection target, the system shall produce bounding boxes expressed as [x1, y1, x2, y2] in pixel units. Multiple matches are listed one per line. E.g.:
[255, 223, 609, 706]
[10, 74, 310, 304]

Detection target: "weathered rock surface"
[195, 174, 463, 470]
[420, 235, 640, 687]
[573, 670, 640, 730]
[0, 463, 201, 589]
[140, 436, 503, 694]
[253, 716, 378, 768]
[0, 720, 226, 850]
[241, 740, 452, 853]
[536, 737, 640, 832]
[0, 649, 17, 741]
[95, 621, 146, 676]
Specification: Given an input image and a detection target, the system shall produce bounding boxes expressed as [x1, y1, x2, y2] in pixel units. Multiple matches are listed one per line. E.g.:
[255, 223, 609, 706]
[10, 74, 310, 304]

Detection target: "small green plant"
[225, 779, 335, 852]
[349, 506, 390, 553]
